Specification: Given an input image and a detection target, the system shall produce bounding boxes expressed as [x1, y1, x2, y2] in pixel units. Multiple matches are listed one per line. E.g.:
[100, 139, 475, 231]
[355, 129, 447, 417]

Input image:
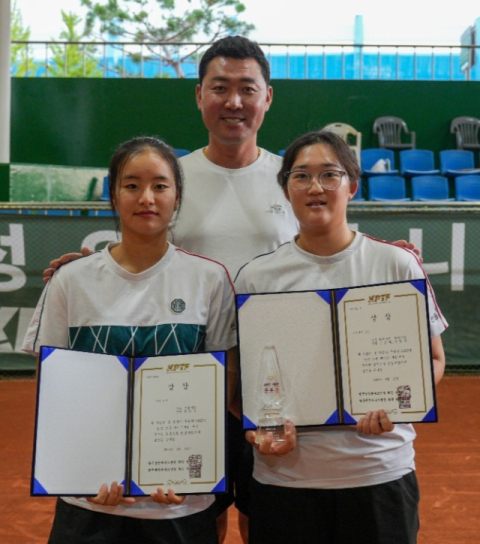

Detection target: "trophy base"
[255, 415, 286, 444]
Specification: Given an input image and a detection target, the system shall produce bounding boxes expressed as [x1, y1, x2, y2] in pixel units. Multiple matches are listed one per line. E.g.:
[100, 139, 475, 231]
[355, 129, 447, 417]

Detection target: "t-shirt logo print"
[268, 203, 285, 214]
[171, 298, 186, 313]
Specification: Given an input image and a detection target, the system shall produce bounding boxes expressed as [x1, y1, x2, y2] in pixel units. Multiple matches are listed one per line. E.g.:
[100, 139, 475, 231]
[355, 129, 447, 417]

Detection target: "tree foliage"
[80, 0, 255, 77]
[49, 11, 103, 77]
[11, 0, 34, 76]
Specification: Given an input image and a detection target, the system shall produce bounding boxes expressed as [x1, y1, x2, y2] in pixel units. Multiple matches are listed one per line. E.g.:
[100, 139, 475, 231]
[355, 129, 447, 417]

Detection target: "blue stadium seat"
[368, 176, 410, 201]
[454, 175, 480, 201]
[361, 148, 398, 177]
[400, 150, 439, 176]
[439, 150, 480, 176]
[411, 176, 453, 201]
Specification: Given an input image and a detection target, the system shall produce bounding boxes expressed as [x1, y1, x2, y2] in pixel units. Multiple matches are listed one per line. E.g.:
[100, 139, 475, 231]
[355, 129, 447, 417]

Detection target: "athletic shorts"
[48, 498, 218, 544]
[249, 471, 420, 544]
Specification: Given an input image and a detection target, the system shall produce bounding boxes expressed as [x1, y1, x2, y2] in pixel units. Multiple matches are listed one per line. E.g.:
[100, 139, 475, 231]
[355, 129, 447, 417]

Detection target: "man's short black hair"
[199, 36, 270, 86]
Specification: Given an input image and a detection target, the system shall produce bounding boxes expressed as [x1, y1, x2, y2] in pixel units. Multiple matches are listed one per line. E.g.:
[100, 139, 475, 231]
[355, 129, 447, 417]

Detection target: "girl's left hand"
[356, 409, 395, 435]
[151, 487, 186, 505]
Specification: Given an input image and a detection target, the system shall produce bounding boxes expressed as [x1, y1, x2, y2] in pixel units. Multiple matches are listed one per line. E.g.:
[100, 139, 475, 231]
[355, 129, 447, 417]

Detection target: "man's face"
[196, 56, 273, 148]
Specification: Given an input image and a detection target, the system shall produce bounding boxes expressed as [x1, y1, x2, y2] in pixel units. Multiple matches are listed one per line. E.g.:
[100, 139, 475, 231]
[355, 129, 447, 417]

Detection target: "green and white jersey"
[24, 242, 236, 358]
[23, 242, 236, 521]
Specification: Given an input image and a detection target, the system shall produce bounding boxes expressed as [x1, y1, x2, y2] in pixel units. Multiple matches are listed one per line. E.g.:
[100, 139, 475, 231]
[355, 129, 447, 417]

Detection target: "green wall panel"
[11, 79, 480, 167]
[265, 81, 480, 154]
[11, 79, 203, 167]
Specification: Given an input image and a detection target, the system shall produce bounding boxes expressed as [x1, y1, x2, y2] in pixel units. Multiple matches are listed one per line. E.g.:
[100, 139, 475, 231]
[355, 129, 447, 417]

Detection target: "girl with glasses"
[235, 130, 447, 544]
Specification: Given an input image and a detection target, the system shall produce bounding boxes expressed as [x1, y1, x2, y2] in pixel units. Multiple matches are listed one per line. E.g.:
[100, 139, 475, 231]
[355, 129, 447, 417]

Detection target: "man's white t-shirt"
[176, 149, 298, 277]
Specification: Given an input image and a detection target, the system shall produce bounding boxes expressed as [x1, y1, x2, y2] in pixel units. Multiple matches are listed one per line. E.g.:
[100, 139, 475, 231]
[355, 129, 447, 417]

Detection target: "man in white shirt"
[44, 36, 419, 544]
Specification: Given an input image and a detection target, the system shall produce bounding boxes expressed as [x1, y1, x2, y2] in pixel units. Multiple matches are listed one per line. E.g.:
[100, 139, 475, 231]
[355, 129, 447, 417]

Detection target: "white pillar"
[0, 0, 11, 163]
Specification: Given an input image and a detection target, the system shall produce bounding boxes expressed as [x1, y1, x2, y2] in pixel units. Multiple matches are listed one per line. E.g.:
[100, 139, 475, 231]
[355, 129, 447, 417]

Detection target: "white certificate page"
[33, 348, 128, 496]
[130, 352, 226, 495]
[237, 291, 339, 428]
[337, 280, 436, 423]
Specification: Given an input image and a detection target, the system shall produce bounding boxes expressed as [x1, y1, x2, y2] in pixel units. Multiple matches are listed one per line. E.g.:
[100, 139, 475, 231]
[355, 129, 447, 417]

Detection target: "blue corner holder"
[421, 406, 437, 422]
[410, 279, 426, 296]
[116, 356, 131, 371]
[335, 288, 349, 305]
[316, 290, 332, 305]
[242, 414, 256, 430]
[134, 357, 148, 371]
[40, 346, 56, 362]
[129, 480, 147, 496]
[212, 352, 226, 366]
[325, 409, 340, 425]
[236, 294, 251, 310]
[212, 477, 226, 493]
[32, 478, 49, 495]
[342, 409, 357, 424]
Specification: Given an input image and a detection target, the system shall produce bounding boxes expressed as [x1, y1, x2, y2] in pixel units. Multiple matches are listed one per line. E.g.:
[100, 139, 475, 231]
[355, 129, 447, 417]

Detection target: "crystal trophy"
[255, 345, 286, 444]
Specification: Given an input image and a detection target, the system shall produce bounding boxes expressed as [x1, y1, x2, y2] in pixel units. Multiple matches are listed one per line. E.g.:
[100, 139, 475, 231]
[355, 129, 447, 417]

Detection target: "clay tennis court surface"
[1, 376, 479, 543]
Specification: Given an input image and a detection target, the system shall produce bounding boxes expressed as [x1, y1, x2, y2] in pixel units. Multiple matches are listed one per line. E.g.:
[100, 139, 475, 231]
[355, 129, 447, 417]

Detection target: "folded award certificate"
[32, 348, 227, 497]
[236, 279, 437, 429]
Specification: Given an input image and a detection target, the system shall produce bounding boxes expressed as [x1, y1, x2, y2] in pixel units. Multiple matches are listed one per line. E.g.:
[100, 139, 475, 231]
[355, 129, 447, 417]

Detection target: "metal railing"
[2, 202, 480, 212]
[10, 40, 480, 81]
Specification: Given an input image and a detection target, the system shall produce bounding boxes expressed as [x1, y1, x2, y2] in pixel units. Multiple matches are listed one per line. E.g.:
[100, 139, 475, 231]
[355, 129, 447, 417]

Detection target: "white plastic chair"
[323, 122, 362, 167]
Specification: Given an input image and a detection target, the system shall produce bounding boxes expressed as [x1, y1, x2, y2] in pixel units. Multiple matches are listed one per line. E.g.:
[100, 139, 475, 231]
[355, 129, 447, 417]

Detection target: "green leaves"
[11, 0, 254, 79]
[48, 12, 102, 77]
[11, 0, 33, 76]
[79, 0, 255, 77]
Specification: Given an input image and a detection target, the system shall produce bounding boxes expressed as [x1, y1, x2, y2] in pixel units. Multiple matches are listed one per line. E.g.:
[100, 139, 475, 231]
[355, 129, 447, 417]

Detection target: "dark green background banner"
[0, 207, 478, 371]
[11, 79, 480, 167]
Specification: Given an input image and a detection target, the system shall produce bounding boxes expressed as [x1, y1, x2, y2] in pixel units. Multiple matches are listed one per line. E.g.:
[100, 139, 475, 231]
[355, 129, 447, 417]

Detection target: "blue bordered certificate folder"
[236, 279, 438, 430]
[32, 348, 227, 497]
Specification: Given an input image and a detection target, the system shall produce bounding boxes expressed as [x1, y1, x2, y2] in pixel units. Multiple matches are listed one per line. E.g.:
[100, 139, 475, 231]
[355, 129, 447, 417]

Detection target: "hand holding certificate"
[32, 348, 227, 497]
[236, 280, 437, 430]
